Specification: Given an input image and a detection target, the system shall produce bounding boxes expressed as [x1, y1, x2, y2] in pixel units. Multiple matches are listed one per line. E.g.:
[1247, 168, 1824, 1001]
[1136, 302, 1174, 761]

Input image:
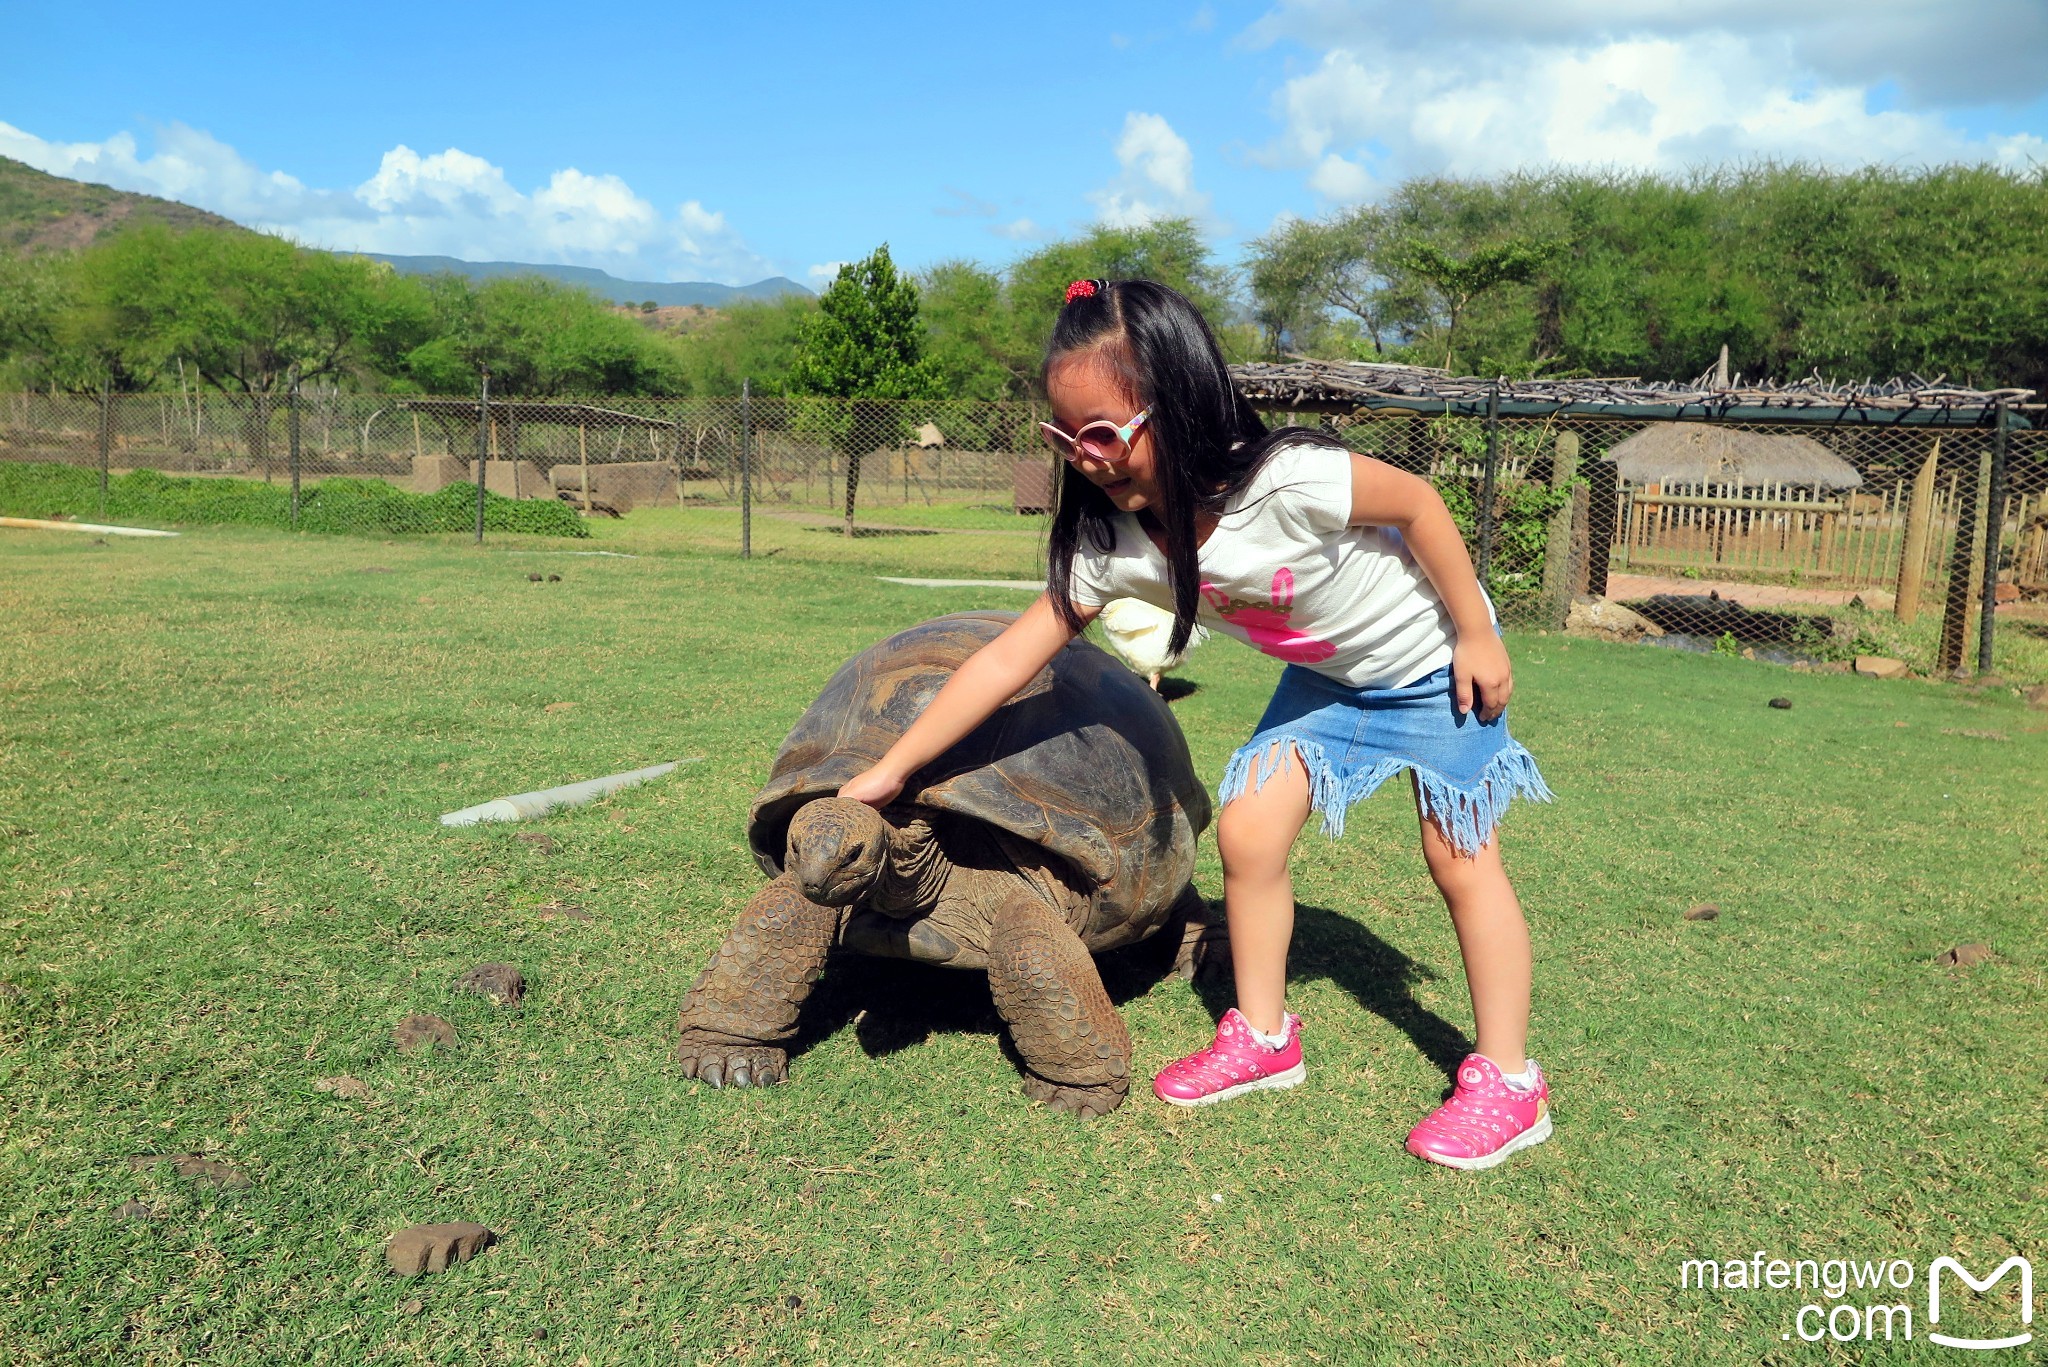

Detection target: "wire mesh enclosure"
[3, 368, 2042, 683]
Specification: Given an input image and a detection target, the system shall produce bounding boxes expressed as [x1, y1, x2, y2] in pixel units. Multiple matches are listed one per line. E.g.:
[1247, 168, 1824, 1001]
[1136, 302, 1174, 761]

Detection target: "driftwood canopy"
[1229, 360, 2036, 428]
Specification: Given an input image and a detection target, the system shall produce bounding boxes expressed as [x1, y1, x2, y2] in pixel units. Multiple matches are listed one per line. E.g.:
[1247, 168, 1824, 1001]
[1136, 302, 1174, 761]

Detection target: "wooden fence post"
[1977, 402, 2010, 675]
[1894, 436, 1941, 622]
[1538, 430, 1580, 626]
[1935, 440, 1989, 675]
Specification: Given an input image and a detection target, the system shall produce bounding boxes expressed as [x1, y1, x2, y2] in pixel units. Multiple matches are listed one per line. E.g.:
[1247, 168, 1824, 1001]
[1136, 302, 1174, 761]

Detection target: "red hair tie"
[1064, 279, 1099, 303]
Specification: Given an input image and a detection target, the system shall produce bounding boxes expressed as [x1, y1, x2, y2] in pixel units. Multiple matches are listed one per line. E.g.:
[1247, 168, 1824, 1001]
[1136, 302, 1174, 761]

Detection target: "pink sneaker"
[1405, 1054, 1552, 1169]
[1153, 1008, 1305, 1107]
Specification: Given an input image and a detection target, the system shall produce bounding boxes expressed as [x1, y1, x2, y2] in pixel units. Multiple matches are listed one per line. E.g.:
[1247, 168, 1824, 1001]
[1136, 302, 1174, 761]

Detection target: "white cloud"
[991, 217, 1041, 240]
[1088, 112, 1213, 227]
[807, 261, 849, 285]
[1242, 2, 2048, 206]
[0, 120, 777, 284]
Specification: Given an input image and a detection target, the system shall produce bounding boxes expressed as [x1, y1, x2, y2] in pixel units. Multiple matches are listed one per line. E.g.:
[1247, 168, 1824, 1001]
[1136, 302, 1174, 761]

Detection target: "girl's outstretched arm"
[1347, 453, 1513, 721]
[837, 593, 1097, 807]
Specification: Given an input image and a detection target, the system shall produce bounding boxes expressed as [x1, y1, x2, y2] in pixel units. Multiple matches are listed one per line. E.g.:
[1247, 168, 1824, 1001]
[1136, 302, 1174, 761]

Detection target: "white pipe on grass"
[440, 759, 700, 826]
[1, 516, 179, 538]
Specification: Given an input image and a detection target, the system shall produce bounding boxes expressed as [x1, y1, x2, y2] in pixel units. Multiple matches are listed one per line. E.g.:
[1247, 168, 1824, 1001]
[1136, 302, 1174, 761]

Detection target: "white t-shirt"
[1065, 442, 1467, 690]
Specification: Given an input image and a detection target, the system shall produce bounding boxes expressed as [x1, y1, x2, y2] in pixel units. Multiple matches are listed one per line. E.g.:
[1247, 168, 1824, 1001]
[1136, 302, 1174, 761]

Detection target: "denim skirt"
[1217, 663, 1553, 856]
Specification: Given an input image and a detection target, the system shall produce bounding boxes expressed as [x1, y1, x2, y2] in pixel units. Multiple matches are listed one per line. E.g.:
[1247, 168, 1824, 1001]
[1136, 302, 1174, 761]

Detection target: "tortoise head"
[786, 797, 892, 906]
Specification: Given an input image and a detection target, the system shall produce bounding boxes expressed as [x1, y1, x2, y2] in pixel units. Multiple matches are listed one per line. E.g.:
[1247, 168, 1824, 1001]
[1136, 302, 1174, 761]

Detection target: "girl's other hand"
[837, 766, 906, 808]
[1452, 635, 1514, 722]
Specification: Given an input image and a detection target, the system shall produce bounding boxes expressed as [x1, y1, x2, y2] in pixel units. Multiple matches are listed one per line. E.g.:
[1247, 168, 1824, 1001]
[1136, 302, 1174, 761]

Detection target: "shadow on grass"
[778, 901, 1468, 1085]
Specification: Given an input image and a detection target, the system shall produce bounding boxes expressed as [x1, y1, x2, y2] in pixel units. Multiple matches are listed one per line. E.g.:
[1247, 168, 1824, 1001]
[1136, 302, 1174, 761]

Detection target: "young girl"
[839, 279, 1554, 1169]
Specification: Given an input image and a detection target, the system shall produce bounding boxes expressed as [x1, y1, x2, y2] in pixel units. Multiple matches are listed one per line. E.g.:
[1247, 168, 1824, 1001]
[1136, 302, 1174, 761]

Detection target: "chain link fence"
[4, 384, 2042, 681]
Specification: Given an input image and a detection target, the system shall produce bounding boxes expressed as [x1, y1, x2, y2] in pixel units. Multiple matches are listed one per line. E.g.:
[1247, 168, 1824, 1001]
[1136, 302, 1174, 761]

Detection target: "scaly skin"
[986, 889, 1131, 1118]
[675, 873, 838, 1088]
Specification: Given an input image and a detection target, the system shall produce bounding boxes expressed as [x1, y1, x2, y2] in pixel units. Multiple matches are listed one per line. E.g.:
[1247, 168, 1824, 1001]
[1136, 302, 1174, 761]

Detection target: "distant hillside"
[346, 253, 811, 306]
[0, 155, 245, 253]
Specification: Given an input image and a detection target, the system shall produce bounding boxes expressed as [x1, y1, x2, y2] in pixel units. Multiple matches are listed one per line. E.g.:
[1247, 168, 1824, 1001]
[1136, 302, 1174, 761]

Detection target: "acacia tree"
[789, 244, 941, 535]
[1391, 237, 1563, 373]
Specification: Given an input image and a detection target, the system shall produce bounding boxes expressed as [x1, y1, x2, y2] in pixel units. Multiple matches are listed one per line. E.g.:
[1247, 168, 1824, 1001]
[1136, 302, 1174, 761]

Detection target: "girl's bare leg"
[1414, 777, 1532, 1073]
[1215, 745, 1314, 1037]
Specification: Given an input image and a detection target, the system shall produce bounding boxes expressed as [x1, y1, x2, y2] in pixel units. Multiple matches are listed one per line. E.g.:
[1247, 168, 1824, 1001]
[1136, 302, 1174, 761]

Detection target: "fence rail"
[4, 387, 2044, 680]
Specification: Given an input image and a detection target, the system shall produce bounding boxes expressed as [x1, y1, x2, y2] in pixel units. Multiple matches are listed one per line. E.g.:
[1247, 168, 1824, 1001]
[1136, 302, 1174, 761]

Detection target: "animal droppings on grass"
[314, 1075, 375, 1102]
[399, 1299, 424, 1317]
[384, 1221, 495, 1276]
[1768, 697, 1793, 709]
[785, 1296, 803, 1311]
[1937, 943, 1993, 968]
[543, 701, 575, 714]
[547, 573, 561, 582]
[115, 1200, 157, 1220]
[536, 902, 593, 922]
[455, 963, 526, 1006]
[526, 573, 543, 583]
[393, 1013, 458, 1052]
[1684, 903, 1720, 921]
[360, 566, 392, 574]
[127, 1153, 253, 1189]
[515, 833, 556, 855]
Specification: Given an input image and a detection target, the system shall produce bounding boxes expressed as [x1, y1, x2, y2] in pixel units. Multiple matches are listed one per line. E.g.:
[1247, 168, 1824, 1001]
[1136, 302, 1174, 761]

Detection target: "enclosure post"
[1894, 436, 1941, 622]
[287, 365, 302, 529]
[740, 378, 753, 560]
[1977, 401, 2010, 675]
[1539, 430, 1581, 627]
[95, 375, 111, 518]
[474, 369, 490, 544]
[1935, 435, 1989, 675]
[578, 420, 590, 513]
[1476, 383, 1501, 584]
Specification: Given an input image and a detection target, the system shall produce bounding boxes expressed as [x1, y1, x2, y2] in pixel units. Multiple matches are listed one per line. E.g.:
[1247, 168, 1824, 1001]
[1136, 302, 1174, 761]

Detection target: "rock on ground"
[1565, 597, 1665, 643]
[392, 1013, 458, 1052]
[455, 963, 525, 1006]
[385, 1221, 495, 1276]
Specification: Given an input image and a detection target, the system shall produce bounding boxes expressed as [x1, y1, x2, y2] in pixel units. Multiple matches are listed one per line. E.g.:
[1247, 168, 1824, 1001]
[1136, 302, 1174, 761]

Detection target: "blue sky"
[6, 0, 2046, 288]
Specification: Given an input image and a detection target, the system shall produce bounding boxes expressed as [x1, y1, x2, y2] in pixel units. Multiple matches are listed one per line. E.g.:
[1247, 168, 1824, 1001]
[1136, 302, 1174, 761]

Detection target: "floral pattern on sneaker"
[1152, 1008, 1306, 1108]
[1405, 1053, 1552, 1170]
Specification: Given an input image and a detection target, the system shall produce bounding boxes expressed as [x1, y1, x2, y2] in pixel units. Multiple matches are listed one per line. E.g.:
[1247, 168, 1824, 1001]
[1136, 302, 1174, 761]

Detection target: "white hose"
[439, 759, 699, 826]
[1, 516, 179, 538]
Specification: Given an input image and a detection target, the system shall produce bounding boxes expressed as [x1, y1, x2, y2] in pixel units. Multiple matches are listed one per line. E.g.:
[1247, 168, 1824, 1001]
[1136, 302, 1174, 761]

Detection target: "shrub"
[0, 463, 589, 538]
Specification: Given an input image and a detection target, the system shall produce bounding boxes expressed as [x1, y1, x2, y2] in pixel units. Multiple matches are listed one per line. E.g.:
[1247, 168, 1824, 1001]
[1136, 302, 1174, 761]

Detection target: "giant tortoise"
[675, 611, 1217, 1116]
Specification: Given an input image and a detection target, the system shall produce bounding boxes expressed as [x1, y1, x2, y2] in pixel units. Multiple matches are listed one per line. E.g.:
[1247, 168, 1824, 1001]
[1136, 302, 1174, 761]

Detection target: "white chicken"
[1096, 597, 1209, 691]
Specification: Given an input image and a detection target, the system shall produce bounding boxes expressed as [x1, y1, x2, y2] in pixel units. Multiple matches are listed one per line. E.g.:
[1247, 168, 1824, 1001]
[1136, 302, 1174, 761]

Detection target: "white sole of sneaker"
[1411, 1112, 1553, 1170]
[1154, 1063, 1307, 1108]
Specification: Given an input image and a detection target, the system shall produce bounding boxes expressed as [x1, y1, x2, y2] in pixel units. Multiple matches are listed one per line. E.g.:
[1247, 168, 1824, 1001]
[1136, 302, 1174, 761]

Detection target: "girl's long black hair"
[1043, 278, 1345, 656]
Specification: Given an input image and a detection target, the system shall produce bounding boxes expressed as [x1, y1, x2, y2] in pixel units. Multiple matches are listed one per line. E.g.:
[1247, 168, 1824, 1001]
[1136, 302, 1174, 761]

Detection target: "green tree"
[1389, 236, 1563, 373]
[918, 260, 1022, 400]
[398, 274, 682, 397]
[789, 244, 941, 535]
[670, 294, 815, 396]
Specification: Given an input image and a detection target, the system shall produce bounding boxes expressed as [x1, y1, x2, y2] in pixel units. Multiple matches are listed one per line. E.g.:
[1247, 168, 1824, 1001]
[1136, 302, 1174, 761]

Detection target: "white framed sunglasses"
[1038, 406, 1152, 465]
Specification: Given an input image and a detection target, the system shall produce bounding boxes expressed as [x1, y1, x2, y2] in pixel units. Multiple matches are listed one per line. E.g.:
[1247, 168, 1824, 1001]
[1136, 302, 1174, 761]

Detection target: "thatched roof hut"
[1603, 423, 1862, 489]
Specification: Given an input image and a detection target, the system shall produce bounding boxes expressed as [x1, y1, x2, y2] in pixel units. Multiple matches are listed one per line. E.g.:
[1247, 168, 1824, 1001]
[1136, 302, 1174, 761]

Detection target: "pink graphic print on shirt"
[1200, 567, 1336, 664]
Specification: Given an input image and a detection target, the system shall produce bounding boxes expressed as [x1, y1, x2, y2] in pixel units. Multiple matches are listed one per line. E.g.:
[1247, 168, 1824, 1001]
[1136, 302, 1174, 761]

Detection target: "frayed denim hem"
[1217, 735, 1555, 856]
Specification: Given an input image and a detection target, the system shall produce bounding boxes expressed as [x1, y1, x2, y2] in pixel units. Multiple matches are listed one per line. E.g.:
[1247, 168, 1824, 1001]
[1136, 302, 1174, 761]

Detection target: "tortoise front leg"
[676, 873, 837, 1088]
[987, 890, 1131, 1118]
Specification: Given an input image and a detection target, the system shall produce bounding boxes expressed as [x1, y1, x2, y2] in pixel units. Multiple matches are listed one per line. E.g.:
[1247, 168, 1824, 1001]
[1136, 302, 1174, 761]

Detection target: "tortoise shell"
[748, 611, 1211, 949]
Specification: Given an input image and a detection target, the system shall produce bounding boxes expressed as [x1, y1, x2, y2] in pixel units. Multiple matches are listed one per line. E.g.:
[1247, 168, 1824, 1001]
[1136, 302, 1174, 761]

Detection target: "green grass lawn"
[2, 527, 2043, 1365]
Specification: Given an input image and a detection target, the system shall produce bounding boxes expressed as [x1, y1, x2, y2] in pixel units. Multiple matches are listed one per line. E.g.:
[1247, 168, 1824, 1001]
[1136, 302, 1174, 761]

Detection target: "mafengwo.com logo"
[1678, 1251, 2033, 1348]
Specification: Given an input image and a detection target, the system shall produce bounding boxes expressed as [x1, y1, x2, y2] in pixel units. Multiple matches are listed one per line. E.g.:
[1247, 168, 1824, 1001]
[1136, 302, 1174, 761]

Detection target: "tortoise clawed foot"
[677, 1038, 788, 1090]
[1172, 913, 1231, 983]
[1021, 1074, 1128, 1119]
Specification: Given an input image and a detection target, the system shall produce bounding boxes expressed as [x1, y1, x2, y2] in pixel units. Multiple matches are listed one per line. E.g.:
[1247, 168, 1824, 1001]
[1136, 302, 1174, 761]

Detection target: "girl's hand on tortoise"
[837, 766, 906, 808]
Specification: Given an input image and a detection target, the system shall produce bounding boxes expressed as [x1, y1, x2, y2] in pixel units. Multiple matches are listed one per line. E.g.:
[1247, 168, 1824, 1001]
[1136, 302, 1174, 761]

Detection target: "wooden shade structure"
[1604, 423, 1863, 489]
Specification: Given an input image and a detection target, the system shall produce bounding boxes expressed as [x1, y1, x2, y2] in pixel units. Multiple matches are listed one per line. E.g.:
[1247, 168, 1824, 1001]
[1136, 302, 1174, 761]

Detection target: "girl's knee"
[1217, 778, 1309, 880]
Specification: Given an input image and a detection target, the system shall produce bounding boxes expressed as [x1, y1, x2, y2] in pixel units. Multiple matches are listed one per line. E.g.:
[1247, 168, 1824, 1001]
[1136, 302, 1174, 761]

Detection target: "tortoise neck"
[873, 818, 950, 913]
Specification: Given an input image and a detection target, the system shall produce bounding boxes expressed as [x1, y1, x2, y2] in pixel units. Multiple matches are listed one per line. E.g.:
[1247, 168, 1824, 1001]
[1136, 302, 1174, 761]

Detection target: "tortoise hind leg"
[676, 873, 837, 1088]
[987, 890, 1131, 1118]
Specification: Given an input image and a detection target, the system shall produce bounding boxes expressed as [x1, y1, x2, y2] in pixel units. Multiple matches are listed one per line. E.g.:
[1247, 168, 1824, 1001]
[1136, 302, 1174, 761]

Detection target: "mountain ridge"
[343, 252, 811, 306]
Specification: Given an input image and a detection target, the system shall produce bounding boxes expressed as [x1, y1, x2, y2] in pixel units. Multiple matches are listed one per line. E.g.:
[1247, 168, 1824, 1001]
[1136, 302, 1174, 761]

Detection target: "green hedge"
[0, 463, 589, 538]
